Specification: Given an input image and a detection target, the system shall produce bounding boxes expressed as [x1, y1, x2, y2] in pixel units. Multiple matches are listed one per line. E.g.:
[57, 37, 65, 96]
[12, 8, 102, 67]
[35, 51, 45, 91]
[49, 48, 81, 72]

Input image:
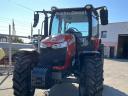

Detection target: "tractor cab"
[50, 8, 89, 48]
[33, 5, 108, 51]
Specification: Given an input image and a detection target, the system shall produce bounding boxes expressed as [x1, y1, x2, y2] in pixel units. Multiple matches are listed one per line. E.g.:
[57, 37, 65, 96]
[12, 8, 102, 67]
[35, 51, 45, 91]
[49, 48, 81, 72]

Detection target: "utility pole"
[9, 24, 12, 67]
[12, 19, 16, 35]
[41, 22, 43, 35]
[31, 24, 33, 42]
[38, 29, 40, 53]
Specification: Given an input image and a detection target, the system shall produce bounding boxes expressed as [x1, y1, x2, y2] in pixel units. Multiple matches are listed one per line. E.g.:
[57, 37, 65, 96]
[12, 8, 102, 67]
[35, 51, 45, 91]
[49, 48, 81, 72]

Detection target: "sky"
[0, 0, 128, 38]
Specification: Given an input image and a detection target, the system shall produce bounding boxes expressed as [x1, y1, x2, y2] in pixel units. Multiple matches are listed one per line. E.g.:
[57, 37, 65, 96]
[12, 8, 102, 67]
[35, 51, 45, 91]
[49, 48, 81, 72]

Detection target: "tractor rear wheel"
[13, 51, 38, 96]
[79, 54, 104, 96]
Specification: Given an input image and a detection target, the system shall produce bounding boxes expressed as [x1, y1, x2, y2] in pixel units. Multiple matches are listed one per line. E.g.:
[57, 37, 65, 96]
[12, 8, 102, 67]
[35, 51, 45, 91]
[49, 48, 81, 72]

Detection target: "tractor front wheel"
[13, 51, 38, 96]
[79, 54, 104, 96]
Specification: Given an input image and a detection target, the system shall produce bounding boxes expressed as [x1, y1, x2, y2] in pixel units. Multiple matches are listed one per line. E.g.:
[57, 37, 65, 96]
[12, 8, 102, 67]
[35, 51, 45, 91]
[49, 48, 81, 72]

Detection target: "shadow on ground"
[47, 84, 128, 96]
[48, 83, 78, 96]
[103, 85, 128, 96]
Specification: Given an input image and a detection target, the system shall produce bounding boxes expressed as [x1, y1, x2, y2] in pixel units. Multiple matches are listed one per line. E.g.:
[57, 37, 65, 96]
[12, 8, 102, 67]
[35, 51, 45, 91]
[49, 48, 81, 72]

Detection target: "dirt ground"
[0, 59, 128, 96]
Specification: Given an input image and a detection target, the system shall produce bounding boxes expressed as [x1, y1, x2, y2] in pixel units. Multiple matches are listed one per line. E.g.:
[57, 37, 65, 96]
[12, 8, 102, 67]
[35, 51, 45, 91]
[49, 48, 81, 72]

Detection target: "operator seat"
[66, 28, 82, 44]
[66, 28, 83, 51]
[66, 28, 82, 39]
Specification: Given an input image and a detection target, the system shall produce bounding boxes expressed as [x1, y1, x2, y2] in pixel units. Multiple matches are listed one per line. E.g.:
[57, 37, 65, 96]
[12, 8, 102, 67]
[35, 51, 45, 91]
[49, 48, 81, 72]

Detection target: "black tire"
[13, 51, 38, 96]
[79, 54, 104, 96]
[99, 44, 104, 63]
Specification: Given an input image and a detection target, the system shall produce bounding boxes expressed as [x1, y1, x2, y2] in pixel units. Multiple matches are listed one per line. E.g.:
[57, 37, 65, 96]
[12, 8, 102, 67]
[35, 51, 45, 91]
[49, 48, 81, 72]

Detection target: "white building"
[100, 22, 128, 58]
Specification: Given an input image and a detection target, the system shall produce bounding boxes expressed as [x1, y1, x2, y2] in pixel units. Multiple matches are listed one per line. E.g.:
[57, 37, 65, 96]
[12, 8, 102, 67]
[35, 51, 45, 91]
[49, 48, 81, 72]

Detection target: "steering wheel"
[69, 27, 80, 32]
[66, 27, 80, 34]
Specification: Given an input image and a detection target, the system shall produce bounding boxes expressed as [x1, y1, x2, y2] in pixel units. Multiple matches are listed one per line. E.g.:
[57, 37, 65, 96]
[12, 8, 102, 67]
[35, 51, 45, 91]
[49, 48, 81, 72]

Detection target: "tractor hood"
[40, 34, 75, 48]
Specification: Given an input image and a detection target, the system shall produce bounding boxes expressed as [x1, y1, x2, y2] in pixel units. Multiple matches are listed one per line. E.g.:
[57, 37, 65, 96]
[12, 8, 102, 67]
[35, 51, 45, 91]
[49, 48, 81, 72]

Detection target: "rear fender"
[15, 48, 37, 56]
[14, 49, 38, 61]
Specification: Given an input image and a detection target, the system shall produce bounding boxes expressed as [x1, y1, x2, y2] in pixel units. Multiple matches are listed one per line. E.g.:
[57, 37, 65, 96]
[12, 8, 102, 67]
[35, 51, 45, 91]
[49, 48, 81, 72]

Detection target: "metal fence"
[0, 33, 33, 85]
[0, 42, 33, 72]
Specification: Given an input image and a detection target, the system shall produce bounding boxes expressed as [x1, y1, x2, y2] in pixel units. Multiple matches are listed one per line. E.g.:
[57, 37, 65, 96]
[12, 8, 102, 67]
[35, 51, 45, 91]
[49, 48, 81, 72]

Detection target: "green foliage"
[12, 37, 24, 43]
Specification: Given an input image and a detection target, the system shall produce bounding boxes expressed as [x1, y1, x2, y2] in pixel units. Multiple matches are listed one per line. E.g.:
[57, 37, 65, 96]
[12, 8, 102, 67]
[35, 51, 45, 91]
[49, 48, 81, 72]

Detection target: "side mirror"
[100, 8, 108, 25]
[33, 13, 39, 27]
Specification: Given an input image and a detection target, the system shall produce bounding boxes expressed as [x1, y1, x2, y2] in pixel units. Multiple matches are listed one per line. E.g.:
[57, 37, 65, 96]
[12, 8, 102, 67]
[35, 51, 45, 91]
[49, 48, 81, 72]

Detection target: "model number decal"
[56, 11, 86, 15]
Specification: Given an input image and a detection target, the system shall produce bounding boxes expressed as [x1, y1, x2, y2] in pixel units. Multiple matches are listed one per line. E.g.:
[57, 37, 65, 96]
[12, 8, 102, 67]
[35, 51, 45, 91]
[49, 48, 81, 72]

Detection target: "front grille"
[31, 67, 53, 89]
[38, 47, 67, 68]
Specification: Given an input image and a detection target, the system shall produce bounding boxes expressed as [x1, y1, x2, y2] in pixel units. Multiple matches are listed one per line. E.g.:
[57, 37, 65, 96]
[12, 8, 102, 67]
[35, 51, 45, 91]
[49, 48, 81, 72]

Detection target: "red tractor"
[13, 5, 108, 96]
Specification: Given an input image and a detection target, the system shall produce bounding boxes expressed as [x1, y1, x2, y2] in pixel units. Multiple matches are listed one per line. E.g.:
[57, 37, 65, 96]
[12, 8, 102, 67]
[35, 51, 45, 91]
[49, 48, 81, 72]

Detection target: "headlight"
[52, 42, 67, 49]
[40, 43, 47, 48]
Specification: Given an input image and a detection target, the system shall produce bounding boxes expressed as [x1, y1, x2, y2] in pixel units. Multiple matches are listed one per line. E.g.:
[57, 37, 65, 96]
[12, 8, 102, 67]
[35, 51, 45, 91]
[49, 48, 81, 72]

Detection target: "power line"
[0, 18, 31, 28]
[0, 18, 10, 21]
[0, 17, 30, 25]
[0, 20, 10, 23]
[0, 29, 8, 31]
[0, 27, 9, 30]
[0, 17, 11, 20]
[14, 3, 34, 12]
[17, 28, 30, 31]
[0, 25, 9, 27]
[0, 27, 9, 29]
[9, 0, 34, 12]
[16, 23, 31, 27]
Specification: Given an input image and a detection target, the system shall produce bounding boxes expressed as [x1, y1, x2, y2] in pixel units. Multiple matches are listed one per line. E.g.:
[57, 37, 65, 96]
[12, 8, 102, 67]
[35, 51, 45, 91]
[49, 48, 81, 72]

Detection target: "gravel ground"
[0, 59, 128, 96]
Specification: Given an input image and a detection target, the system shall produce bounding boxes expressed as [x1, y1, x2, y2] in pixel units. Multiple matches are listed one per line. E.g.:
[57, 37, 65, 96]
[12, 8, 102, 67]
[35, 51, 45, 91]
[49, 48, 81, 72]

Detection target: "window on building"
[101, 31, 107, 38]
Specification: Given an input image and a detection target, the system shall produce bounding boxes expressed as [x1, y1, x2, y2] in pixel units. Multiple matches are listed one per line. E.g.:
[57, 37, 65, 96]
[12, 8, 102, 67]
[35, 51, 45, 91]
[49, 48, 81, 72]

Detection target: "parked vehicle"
[13, 4, 108, 96]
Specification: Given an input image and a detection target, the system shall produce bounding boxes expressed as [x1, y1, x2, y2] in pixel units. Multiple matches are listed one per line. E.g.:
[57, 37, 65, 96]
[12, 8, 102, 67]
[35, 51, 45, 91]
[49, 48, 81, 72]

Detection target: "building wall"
[99, 22, 128, 58]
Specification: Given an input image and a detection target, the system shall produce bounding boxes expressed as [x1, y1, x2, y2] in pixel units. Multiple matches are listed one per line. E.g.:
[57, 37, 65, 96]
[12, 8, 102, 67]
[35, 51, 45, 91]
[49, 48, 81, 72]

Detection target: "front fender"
[19, 48, 36, 52]
[79, 51, 100, 57]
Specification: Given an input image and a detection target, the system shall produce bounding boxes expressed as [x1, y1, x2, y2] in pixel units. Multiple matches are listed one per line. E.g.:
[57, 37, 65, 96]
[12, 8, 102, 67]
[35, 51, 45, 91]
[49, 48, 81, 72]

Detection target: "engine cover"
[40, 34, 76, 70]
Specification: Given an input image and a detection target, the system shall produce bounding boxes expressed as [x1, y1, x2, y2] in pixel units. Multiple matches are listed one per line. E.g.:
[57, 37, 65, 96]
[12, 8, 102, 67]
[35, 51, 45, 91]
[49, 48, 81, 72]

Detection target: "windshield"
[51, 11, 89, 36]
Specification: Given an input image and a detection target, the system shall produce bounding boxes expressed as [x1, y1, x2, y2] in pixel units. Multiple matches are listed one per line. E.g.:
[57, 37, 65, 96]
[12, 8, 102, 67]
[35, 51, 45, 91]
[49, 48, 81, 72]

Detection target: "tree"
[12, 37, 24, 43]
